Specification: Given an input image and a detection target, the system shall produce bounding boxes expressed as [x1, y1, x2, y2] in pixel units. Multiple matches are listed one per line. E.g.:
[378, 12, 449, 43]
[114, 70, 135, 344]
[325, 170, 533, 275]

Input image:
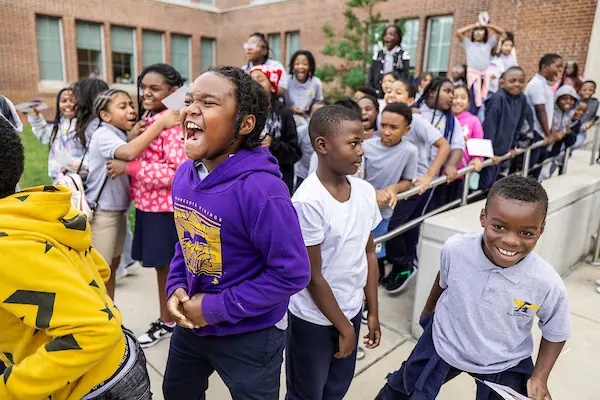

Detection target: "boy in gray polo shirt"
[363, 102, 417, 277]
[377, 175, 571, 400]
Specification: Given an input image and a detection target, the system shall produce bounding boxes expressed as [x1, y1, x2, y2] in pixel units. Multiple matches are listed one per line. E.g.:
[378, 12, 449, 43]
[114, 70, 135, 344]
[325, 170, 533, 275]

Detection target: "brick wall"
[1, 0, 597, 120]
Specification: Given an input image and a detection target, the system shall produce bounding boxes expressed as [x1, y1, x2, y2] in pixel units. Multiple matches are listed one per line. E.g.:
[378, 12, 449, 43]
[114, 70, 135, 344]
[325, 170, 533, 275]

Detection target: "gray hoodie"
[553, 85, 579, 133]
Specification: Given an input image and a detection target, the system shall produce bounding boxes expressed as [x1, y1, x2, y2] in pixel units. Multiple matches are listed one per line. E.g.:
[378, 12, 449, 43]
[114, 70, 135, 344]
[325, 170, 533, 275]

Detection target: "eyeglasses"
[243, 43, 259, 50]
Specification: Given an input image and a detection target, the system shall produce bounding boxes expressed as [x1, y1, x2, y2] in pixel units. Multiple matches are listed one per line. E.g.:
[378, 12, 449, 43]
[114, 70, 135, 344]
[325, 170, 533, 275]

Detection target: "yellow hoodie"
[0, 186, 126, 400]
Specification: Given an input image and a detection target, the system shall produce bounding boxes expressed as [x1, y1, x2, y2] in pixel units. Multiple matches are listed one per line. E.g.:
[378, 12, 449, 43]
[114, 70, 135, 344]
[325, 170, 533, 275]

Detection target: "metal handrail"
[374, 122, 600, 246]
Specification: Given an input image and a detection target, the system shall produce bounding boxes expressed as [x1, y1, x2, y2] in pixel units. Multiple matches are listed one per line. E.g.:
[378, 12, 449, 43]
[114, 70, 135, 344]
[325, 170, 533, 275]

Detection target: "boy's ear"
[479, 208, 486, 227]
[99, 110, 111, 123]
[407, 97, 415, 107]
[403, 125, 411, 136]
[314, 136, 328, 155]
[238, 114, 256, 138]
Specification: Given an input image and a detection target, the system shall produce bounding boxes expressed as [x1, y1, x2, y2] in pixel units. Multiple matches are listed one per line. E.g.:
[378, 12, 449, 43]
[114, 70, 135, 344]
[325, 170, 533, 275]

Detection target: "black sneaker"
[384, 265, 418, 294]
[137, 319, 175, 348]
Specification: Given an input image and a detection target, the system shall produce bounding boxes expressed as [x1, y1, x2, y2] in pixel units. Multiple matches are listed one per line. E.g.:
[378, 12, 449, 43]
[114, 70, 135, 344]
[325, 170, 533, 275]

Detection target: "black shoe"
[384, 265, 418, 294]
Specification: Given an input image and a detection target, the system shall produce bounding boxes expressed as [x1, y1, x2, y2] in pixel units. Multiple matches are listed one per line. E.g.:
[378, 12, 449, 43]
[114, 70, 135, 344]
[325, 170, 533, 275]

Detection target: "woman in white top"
[241, 32, 288, 97]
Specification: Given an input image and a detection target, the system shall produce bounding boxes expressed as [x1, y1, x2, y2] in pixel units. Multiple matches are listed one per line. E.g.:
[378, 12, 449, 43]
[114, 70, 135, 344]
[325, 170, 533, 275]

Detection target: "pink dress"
[125, 110, 187, 213]
[456, 111, 484, 172]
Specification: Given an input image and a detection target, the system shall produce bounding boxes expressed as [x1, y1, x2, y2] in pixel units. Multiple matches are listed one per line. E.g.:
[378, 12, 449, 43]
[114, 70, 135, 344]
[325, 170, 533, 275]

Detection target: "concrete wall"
[411, 164, 600, 338]
[584, 0, 600, 84]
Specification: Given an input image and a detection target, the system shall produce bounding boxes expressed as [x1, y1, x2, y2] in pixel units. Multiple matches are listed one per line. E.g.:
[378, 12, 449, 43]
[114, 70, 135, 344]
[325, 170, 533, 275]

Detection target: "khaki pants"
[91, 209, 127, 263]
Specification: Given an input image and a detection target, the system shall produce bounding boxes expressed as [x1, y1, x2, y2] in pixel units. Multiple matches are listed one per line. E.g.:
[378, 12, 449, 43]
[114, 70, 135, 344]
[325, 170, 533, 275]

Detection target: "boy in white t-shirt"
[287, 105, 382, 400]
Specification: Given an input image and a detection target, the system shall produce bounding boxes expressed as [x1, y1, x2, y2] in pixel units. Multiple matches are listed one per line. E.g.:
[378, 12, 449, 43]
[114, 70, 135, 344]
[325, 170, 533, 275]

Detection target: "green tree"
[316, 0, 401, 98]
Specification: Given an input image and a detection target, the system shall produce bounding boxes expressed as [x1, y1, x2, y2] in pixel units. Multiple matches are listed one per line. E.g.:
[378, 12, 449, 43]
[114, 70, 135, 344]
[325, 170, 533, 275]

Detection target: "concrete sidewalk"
[117, 261, 600, 399]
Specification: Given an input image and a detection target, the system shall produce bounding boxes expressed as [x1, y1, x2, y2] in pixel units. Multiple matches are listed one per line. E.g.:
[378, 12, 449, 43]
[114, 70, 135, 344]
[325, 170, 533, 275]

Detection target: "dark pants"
[376, 313, 533, 400]
[385, 189, 435, 269]
[286, 312, 362, 400]
[163, 325, 285, 400]
[479, 165, 500, 190]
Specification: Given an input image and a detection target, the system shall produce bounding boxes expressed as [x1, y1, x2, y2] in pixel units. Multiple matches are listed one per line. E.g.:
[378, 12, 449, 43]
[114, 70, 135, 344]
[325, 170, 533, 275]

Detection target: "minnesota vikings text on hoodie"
[166, 147, 311, 336]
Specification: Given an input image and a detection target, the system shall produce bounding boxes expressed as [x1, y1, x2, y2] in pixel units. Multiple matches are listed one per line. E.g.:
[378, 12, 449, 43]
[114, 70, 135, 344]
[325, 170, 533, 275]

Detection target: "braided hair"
[93, 89, 131, 123]
[137, 63, 185, 118]
[206, 66, 269, 149]
[73, 78, 109, 147]
[49, 87, 74, 148]
[415, 77, 455, 141]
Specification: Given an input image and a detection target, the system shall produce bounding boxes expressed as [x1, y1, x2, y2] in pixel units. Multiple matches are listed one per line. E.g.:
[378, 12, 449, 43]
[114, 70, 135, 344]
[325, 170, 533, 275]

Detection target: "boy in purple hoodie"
[163, 66, 311, 400]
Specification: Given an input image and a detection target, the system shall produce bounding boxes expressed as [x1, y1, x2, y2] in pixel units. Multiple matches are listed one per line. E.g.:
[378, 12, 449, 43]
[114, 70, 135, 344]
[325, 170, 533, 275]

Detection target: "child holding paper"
[452, 85, 484, 176]
[105, 64, 187, 348]
[377, 175, 571, 400]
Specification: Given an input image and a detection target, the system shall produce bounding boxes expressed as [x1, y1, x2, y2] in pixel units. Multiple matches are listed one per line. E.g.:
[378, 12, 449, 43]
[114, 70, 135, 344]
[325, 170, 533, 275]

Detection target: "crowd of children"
[0, 21, 597, 399]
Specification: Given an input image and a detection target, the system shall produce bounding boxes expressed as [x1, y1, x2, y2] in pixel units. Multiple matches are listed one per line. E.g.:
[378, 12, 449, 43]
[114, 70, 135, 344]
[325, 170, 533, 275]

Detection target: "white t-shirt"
[290, 174, 382, 326]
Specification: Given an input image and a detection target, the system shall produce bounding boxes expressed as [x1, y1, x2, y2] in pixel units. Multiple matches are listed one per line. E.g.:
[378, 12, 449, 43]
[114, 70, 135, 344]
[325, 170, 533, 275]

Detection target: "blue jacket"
[483, 89, 529, 155]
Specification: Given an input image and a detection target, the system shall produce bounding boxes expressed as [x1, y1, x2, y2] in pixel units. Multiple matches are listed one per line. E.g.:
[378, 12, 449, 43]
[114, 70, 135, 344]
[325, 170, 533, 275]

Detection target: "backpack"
[53, 172, 95, 221]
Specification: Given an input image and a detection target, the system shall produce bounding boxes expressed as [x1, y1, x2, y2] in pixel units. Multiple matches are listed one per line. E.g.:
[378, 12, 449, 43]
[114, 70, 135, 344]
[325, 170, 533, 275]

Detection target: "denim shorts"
[85, 331, 152, 400]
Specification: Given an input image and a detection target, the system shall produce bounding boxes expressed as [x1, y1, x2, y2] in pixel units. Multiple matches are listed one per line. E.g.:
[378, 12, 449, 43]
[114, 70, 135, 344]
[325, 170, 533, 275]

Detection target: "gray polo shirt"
[462, 37, 497, 72]
[285, 76, 323, 112]
[85, 123, 130, 211]
[363, 137, 417, 219]
[404, 114, 444, 177]
[433, 232, 571, 374]
[525, 73, 554, 138]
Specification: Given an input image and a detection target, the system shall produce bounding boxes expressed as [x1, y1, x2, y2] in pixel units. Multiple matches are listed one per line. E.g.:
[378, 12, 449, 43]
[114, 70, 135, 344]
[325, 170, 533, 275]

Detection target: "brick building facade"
[1, 0, 598, 119]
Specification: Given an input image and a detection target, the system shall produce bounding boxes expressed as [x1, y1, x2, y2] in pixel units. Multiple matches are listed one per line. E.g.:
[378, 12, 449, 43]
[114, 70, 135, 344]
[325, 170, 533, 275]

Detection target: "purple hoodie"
[167, 147, 311, 336]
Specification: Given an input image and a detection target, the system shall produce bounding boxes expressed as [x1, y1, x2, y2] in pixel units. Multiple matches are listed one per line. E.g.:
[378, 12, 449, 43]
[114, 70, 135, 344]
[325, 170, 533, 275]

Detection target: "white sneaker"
[125, 261, 142, 276]
[137, 319, 175, 348]
[116, 264, 128, 282]
[356, 346, 366, 360]
[595, 279, 600, 286]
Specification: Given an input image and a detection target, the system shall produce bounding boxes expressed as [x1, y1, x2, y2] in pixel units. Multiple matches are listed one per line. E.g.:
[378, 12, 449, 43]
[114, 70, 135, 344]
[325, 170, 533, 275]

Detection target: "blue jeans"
[163, 326, 285, 400]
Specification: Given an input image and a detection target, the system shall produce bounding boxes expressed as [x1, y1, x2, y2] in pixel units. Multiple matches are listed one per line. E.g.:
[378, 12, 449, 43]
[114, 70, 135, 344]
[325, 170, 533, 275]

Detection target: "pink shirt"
[125, 110, 187, 213]
[456, 111, 484, 170]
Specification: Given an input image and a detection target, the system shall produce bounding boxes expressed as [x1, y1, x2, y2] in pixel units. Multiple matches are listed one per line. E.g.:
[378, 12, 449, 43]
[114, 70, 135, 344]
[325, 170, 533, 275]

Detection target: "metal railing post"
[561, 147, 571, 175]
[591, 217, 600, 265]
[461, 172, 470, 206]
[522, 148, 531, 177]
[590, 123, 600, 166]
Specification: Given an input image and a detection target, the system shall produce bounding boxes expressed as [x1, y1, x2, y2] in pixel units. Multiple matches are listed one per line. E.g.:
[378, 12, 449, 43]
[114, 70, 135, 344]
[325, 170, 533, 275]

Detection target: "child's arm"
[486, 24, 507, 40]
[527, 339, 565, 400]
[384, 179, 412, 209]
[457, 22, 479, 42]
[420, 272, 445, 318]
[363, 233, 381, 349]
[534, 104, 553, 142]
[306, 244, 357, 357]
[414, 137, 450, 194]
[0, 237, 123, 399]
[27, 113, 53, 145]
[113, 110, 181, 161]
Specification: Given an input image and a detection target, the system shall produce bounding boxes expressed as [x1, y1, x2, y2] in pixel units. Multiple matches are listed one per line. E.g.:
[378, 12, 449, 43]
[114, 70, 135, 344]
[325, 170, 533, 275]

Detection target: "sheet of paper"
[161, 85, 188, 111]
[476, 379, 529, 400]
[466, 138, 495, 158]
[15, 100, 49, 114]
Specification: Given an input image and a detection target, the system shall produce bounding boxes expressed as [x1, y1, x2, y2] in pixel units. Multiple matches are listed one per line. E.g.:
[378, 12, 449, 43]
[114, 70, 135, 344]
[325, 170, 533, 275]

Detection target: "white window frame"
[423, 15, 453, 76]
[37, 16, 67, 84]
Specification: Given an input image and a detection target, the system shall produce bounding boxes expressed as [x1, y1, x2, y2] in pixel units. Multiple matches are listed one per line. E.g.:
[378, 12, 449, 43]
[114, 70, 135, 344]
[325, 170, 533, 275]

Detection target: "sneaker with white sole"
[137, 319, 175, 348]
[125, 261, 142, 276]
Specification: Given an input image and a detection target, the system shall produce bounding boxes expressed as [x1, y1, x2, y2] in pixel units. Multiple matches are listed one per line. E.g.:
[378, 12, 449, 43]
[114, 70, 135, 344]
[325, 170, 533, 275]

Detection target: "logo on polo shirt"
[510, 297, 540, 317]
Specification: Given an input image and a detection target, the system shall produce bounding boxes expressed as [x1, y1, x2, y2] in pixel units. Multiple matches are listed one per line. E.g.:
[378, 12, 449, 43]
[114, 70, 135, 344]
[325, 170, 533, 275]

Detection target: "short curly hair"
[486, 174, 548, 218]
[0, 115, 24, 198]
[205, 66, 269, 149]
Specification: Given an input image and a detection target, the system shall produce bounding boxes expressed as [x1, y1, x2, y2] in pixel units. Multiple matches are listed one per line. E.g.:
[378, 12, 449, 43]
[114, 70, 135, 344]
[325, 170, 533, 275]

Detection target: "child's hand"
[334, 324, 356, 359]
[376, 190, 391, 207]
[411, 107, 421, 114]
[261, 135, 272, 148]
[469, 158, 483, 172]
[106, 160, 128, 179]
[491, 156, 501, 166]
[385, 187, 399, 209]
[443, 165, 458, 183]
[509, 147, 520, 158]
[182, 293, 209, 329]
[291, 106, 305, 115]
[363, 314, 381, 349]
[167, 288, 195, 329]
[129, 119, 147, 139]
[413, 174, 433, 195]
[527, 376, 552, 400]
[159, 110, 183, 130]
